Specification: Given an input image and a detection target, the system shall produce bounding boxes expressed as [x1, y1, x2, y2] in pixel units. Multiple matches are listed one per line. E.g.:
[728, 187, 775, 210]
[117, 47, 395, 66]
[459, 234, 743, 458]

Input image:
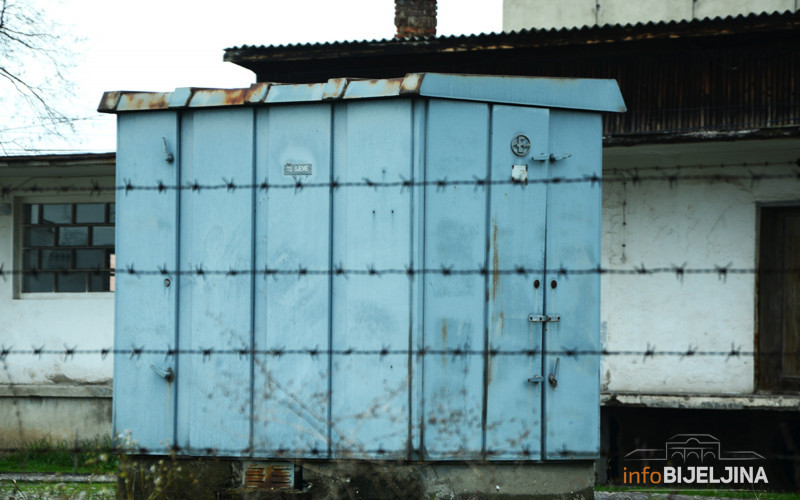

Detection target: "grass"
[0, 437, 117, 475]
[596, 485, 800, 500]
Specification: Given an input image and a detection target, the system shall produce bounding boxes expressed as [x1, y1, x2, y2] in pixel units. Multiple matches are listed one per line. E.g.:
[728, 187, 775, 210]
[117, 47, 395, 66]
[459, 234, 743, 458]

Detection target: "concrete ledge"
[0, 387, 112, 446]
[602, 392, 800, 410]
[302, 460, 595, 499]
[124, 457, 595, 499]
[0, 384, 112, 398]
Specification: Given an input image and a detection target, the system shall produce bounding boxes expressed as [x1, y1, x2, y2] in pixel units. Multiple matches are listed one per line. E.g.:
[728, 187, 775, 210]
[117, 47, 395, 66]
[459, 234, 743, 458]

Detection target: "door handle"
[548, 357, 559, 390]
[527, 374, 544, 384]
[150, 364, 174, 382]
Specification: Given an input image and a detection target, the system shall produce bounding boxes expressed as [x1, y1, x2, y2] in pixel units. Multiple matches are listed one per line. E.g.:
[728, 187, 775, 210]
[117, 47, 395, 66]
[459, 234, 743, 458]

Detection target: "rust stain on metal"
[244, 463, 293, 490]
[498, 310, 504, 337]
[399, 73, 424, 94]
[277, 83, 322, 92]
[189, 88, 248, 107]
[321, 78, 349, 100]
[97, 91, 122, 112]
[120, 92, 171, 110]
[441, 319, 448, 365]
[222, 89, 247, 105]
[491, 217, 500, 301]
[245, 83, 271, 103]
[343, 78, 404, 99]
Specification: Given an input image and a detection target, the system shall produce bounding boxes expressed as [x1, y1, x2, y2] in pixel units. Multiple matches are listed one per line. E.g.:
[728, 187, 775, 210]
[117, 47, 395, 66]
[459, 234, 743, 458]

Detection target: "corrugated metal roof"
[225, 9, 798, 53]
[0, 152, 115, 165]
[98, 73, 626, 114]
[0, 152, 116, 178]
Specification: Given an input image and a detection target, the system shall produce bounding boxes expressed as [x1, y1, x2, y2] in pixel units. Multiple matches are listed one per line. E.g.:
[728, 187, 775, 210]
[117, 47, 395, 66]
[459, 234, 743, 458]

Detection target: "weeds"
[0, 437, 117, 475]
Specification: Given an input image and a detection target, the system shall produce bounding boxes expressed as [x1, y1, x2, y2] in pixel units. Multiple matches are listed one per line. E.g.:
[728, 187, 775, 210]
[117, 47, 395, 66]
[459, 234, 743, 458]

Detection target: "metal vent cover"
[242, 461, 294, 490]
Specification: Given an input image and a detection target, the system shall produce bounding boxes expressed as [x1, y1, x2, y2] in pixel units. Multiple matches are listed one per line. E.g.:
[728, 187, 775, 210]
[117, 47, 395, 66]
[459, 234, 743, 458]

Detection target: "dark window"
[21, 202, 115, 293]
[758, 206, 800, 392]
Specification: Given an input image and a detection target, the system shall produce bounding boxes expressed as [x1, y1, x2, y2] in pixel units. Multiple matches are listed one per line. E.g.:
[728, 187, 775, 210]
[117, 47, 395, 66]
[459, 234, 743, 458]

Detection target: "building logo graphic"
[623, 434, 768, 485]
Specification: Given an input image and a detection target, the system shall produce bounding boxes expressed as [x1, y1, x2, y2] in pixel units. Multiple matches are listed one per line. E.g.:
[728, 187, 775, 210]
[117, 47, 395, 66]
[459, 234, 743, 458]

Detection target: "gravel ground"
[596, 493, 770, 500]
[0, 474, 115, 483]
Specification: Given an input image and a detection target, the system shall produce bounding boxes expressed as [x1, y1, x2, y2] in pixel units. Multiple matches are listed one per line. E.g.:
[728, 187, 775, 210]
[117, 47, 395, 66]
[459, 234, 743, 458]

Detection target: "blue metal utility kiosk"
[100, 73, 625, 464]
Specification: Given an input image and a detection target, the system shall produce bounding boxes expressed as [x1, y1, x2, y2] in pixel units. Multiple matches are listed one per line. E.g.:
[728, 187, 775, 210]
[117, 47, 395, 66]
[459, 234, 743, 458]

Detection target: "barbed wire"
[0, 346, 793, 361]
[0, 445, 797, 463]
[606, 159, 800, 174]
[1, 168, 799, 198]
[3, 263, 799, 281]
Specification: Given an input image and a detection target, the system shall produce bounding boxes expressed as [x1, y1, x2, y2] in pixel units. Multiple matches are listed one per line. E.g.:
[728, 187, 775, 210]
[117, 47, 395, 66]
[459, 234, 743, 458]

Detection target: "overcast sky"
[5, 0, 502, 155]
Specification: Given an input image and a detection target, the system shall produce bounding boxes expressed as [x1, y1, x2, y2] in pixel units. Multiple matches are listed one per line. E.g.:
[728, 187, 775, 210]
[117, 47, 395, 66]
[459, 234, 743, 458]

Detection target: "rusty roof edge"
[98, 76, 418, 113]
[400, 74, 424, 95]
[97, 91, 122, 113]
[321, 78, 350, 100]
[97, 74, 625, 113]
[245, 83, 271, 103]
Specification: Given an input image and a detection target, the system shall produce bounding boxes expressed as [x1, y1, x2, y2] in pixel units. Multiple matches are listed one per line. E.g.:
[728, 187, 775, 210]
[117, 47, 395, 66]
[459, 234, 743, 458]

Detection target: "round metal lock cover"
[510, 134, 531, 157]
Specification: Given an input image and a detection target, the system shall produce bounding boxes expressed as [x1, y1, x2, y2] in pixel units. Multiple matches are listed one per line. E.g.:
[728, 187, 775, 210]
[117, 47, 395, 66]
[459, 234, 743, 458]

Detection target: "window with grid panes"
[21, 202, 115, 293]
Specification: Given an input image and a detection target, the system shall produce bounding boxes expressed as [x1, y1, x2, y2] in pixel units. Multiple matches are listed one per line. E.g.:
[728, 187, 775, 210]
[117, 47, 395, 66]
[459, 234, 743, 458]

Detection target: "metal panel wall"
[176, 109, 254, 452]
[114, 112, 179, 450]
[421, 100, 489, 459]
[330, 100, 414, 458]
[543, 110, 602, 459]
[253, 104, 332, 456]
[114, 93, 606, 460]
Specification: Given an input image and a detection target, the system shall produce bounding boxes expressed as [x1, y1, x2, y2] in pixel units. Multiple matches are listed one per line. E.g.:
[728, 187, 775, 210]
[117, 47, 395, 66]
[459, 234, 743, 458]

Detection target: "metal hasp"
[529, 314, 560, 323]
[161, 137, 174, 163]
[549, 358, 560, 390]
[101, 73, 625, 462]
[531, 153, 571, 162]
[150, 364, 174, 382]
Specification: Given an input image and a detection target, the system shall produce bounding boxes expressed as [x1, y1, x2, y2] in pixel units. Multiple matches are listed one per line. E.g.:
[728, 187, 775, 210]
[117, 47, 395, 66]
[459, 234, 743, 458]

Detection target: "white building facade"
[504, 0, 800, 31]
[0, 153, 115, 446]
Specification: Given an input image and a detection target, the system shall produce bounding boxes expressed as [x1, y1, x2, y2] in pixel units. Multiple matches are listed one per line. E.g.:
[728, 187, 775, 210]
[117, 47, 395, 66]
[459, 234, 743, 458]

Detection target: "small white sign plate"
[511, 164, 528, 183]
[283, 162, 312, 176]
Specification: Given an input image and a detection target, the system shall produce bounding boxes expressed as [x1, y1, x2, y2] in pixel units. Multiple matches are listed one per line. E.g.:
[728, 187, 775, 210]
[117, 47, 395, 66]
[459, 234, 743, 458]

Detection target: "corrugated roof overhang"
[222, 10, 800, 83]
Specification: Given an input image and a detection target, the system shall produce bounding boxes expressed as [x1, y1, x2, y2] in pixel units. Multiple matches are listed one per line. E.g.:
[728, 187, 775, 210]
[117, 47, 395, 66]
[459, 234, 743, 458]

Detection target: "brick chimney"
[395, 0, 437, 38]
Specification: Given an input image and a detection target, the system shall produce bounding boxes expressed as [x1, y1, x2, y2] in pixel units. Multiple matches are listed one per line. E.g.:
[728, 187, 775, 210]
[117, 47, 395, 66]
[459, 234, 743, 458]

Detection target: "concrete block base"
[0, 385, 112, 447]
[120, 457, 594, 499]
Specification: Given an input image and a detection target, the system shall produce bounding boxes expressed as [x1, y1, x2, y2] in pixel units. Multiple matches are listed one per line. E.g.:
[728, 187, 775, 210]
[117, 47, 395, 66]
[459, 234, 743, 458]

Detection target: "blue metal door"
[114, 111, 179, 450]
[542, 111, 602, 459]
[485, 105, 549, 460]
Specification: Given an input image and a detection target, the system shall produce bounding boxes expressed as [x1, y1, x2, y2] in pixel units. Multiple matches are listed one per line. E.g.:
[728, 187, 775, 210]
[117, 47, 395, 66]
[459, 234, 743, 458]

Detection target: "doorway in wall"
[758, 205, 800, 392]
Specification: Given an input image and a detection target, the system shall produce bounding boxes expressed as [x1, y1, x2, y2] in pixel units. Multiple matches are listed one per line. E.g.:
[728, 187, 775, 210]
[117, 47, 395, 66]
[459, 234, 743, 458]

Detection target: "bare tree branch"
[0, 0, 78, 152]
